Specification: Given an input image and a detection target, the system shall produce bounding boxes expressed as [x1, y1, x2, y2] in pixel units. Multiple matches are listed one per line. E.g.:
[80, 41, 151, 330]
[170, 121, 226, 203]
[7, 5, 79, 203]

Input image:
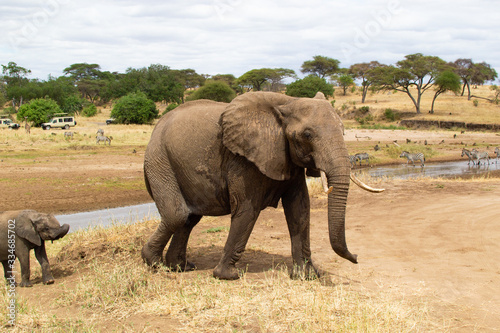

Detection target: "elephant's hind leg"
[141, 194, 191, 268]
[164, 214, 202, 271]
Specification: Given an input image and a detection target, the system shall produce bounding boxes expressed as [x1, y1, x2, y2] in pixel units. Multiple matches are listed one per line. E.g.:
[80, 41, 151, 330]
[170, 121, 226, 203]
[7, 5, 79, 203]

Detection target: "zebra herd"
[461, 147, 499, 165]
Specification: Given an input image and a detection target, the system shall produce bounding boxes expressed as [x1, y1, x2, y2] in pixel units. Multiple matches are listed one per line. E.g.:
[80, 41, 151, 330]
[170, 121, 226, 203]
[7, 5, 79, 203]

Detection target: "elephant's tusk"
[350, 173, 385, 193]
[320, 171, 333, 194]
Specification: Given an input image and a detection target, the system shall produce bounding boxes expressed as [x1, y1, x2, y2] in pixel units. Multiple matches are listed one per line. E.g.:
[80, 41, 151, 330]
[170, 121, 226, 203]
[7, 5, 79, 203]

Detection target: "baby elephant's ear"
[16, 210, 42, 246]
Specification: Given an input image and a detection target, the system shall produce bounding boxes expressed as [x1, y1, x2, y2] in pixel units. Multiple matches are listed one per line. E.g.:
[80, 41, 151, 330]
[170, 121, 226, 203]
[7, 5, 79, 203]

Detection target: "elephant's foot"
[19, 280, 33, 288]
[141, 243, 163, 268]
[43, 276, 55, 285]
[164, 254, 196, 272]
[213, 263, 240, 280]
[290, 261, 320, 280]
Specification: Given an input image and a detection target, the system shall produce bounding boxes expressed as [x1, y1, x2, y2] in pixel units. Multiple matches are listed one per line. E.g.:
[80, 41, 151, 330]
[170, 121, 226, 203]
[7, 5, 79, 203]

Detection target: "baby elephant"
[0, 210, 70, 287]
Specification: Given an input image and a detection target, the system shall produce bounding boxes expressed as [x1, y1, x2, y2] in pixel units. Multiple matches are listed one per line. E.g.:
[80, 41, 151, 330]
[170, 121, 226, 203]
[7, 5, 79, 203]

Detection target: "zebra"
[471, 149, 490, 165]
[64, 131, 74, 138]
[96, 135, 112, 145]
[399, 151, 425, 167]
[495, 147, 499, 162]
[349, 155, 358, 167]
[461, 148, 475, 165]
[96, 128, 104, 136]
[354, 153, 370, 166]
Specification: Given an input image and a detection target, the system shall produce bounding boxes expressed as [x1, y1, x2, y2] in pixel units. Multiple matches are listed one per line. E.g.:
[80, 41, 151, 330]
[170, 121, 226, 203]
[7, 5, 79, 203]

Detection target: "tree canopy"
[186, 81, 236, 103]
[111, 92, 158, 124]
[430, 70, 461, 113]
[285, 75, 334, 98]
[301, 56, 340, 79]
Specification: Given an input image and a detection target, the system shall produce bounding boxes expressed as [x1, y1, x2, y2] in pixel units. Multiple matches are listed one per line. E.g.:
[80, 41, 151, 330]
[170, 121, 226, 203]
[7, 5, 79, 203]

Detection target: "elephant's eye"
[302, 129, 313, 140]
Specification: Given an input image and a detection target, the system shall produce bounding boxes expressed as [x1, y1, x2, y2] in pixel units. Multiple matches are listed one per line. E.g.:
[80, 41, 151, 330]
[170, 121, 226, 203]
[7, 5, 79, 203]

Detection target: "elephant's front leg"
[34, 242, 54, 285]
[282, 177, 319, 280]
[15, 245, 32, 287]
[213, 203, 260, 280]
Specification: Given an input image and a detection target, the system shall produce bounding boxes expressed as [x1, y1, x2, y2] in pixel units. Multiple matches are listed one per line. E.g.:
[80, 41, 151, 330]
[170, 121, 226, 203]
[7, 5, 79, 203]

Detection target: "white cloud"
[0, 0, 499, 80]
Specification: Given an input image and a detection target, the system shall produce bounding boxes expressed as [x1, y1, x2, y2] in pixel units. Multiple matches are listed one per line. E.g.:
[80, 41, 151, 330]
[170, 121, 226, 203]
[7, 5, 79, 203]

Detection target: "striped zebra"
[96, 135, 112, 145]
[349, 155, 358, 167]
[495, 147, 499, 162]
[471, 149, 490, 165]
[354, 153, 370, 166]
[96, 128, 104, 136]
[399, 151, 425, 167]
[64, 131, 74, 138]
[461, 148, 475, 165]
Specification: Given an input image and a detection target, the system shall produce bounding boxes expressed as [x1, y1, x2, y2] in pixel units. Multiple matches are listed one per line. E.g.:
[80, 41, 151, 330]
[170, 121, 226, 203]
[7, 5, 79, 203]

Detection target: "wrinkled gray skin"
[142, 92, 357, 280]
[0, 210, 70, 287]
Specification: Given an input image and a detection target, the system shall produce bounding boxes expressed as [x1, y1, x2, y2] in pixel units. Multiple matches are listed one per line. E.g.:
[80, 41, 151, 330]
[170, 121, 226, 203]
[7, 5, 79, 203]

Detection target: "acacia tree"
[430, 70, 461, 113]
[453, 58, 473, 100]
[349, 61, 383, 103]
[63, 63, 108, 103]
[237, 68, 295, 92]
[371, 53, 448, 113]
[336, 74, 354, 96]
[301, 55, 340, 78]
[470, 62, 497, 88]
[1, 62, 32, 109]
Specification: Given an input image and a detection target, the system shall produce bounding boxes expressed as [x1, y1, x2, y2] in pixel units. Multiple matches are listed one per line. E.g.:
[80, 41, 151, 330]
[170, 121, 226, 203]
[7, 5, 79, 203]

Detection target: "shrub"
[384, 108, 398, 121]
[17, 98, 62, 126]
[358, 106, 369, 114]
[162, 103, 179, 115]
[82, 104, 98, 117]
[186, 81, 236, 103]
[62, 95, 84, 115]
[473, 99, 479, 107]
[111, 92, 158, 124]
[286, 75, 334, 98]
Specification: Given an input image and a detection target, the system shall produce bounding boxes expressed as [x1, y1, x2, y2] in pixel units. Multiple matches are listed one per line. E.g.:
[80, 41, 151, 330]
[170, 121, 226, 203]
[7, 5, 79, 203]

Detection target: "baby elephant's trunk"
[53, 224, 70, 240]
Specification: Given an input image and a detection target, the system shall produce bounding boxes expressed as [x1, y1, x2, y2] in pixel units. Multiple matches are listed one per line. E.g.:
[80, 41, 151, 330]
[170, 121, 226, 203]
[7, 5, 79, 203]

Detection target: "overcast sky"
[1, 0, 499, 80]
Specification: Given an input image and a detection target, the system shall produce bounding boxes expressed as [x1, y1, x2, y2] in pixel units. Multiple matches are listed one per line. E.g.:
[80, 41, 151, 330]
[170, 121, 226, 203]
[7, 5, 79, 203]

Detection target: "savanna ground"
[1, 86, 500, 332]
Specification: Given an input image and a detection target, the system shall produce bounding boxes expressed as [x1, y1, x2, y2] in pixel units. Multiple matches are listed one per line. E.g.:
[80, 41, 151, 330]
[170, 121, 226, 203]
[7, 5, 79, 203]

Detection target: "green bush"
[162, 103, 179, 115]
[111, 92, 159, 124]
[17, 98, 62, 126]
[473, 99, 479, 107]
[82, 104, 98, 117]
[286, 75, 334, 98]
[358, 106, 369, 114]
[62, 95, 84, 115]
[186, 81, 236, 103]
[384, 108, 398, 121]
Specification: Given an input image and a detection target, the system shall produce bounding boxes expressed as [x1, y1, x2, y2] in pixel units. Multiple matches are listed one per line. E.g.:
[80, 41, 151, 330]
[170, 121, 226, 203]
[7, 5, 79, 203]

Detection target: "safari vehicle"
[0, 117, 20, 130]
[41, 113, 77, 130]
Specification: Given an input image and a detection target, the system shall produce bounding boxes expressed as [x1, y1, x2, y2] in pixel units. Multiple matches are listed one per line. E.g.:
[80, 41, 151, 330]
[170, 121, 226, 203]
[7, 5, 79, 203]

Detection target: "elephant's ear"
[16, 210, 42, 246]
[221, 92, 293, 181]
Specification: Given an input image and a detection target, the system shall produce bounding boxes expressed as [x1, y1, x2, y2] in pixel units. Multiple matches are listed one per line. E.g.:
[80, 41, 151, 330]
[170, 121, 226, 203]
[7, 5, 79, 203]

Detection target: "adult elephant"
[142, 92, 383, 280]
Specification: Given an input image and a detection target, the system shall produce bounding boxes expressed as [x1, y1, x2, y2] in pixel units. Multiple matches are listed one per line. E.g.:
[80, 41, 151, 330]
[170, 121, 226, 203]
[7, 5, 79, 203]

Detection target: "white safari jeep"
[42, 114, 77, 130]
[0, 118, 20, 129]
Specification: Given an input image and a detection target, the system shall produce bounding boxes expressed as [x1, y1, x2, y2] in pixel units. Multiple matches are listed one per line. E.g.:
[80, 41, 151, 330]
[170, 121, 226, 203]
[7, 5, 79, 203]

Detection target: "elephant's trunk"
[326, 159, 358, 264]
[52, 224, 70, 240]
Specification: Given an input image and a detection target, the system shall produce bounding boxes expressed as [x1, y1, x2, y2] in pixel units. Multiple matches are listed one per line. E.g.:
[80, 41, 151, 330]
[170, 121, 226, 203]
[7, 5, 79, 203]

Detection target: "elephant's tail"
[144, 165, 154, 200]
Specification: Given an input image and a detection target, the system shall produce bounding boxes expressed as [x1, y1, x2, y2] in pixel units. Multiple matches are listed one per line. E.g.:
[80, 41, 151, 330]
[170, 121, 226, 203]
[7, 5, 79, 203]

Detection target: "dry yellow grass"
[1, 215, 433, 332]
[335, 85, 500, 125]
